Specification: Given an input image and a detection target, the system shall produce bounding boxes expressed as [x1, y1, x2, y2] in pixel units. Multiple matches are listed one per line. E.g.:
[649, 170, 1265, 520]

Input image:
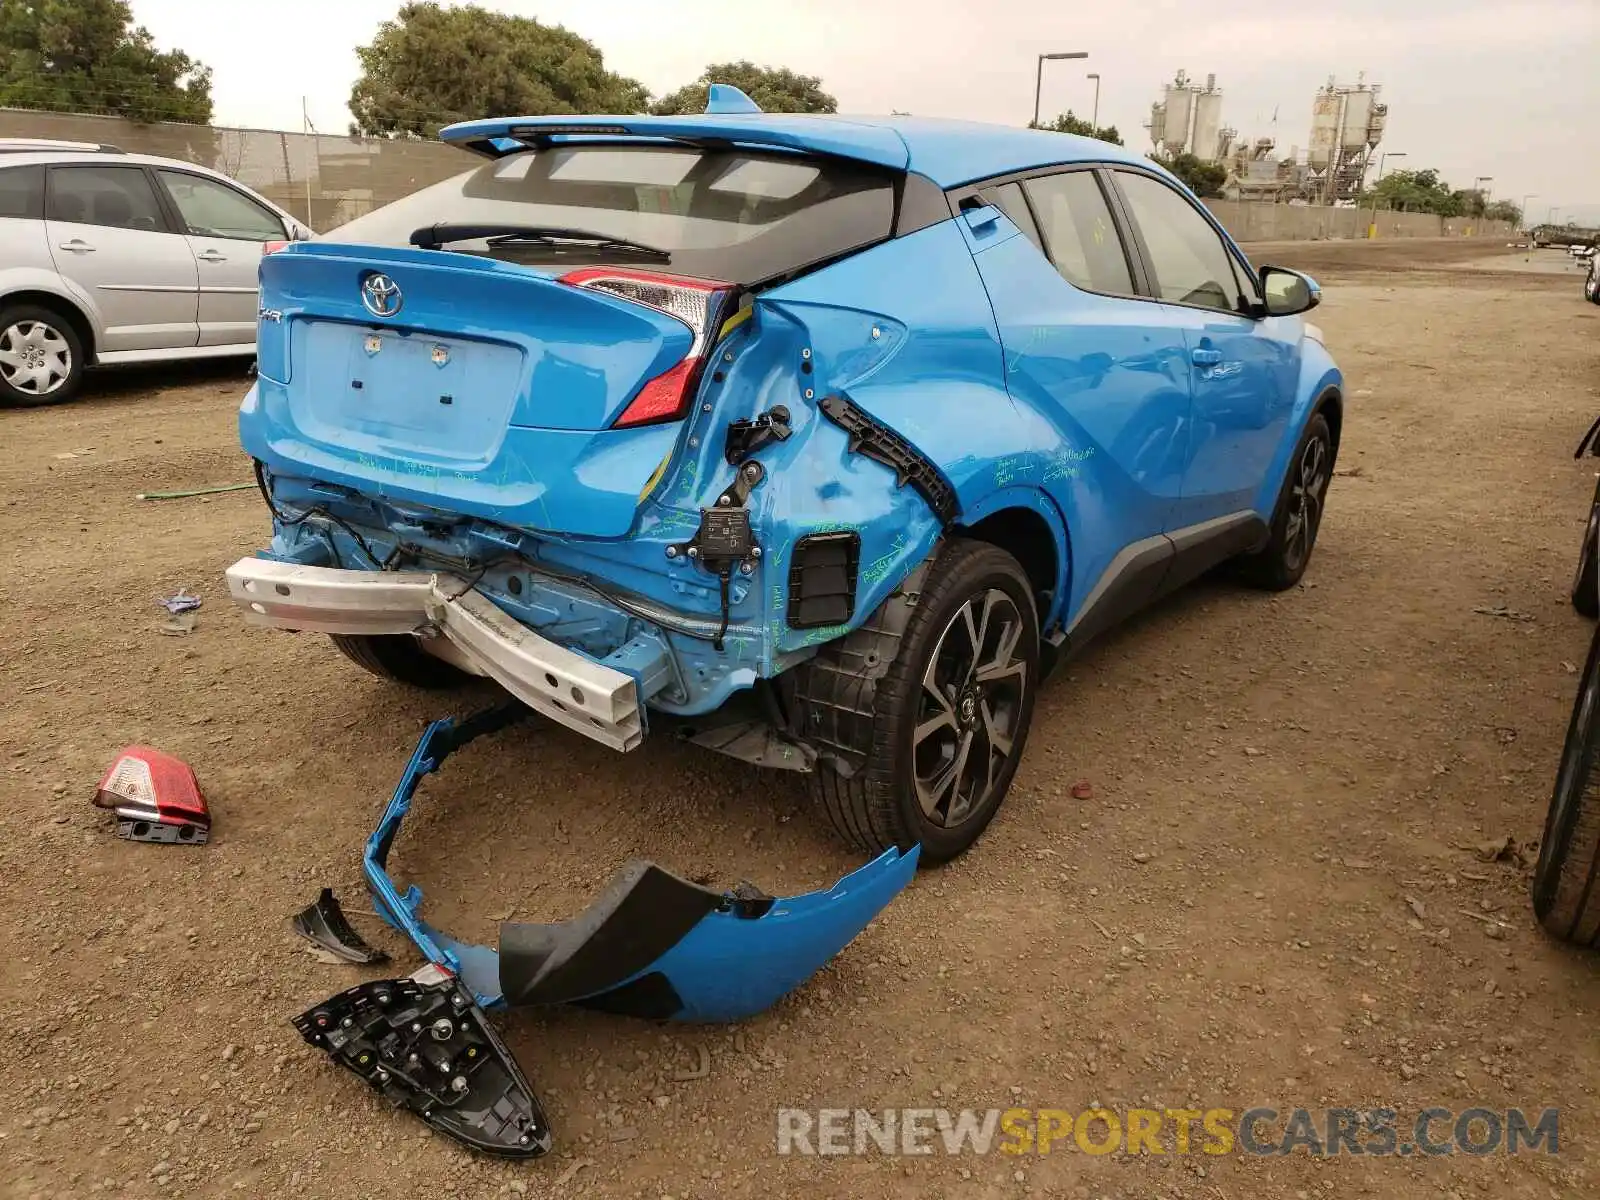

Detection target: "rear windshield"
[329, 143, 899, 285]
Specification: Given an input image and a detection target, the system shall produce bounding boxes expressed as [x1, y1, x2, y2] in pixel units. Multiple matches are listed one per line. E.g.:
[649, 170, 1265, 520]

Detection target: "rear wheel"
[330, 634, 469, 689]
[1587, 261, 1600, 305]
[800, 540, 1040, 864]
[1532, 624, 1600, 947]
[0, 304, 84, 407]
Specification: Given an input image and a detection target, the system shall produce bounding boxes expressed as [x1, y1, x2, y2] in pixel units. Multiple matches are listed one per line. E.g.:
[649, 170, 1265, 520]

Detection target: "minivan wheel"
[0, 304, 85, 407]
[804, 540, 1040, 864]
[330, 634, 470, 689]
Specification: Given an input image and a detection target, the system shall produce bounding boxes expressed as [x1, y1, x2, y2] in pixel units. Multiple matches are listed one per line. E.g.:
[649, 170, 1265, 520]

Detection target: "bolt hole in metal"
[544, 672, 558, 689]
[913, 589, 1028, 829]
[507, 575, 523, 595]
[569, 686, 584, 705]
[275, 583, 291, 596]
[250, 602, 265, 614]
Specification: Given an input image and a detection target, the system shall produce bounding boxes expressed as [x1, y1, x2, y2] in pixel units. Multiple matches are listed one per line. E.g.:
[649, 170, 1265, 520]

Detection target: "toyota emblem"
[361, 273, 403, 318]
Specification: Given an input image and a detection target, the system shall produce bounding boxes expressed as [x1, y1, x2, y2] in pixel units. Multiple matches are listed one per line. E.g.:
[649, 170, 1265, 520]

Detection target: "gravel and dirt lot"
[2, 239, 1598, 1200]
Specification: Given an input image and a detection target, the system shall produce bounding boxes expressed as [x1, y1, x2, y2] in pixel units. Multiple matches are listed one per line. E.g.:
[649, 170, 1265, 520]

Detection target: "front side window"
[327, 144, 897, 285]
[159, 170, 285, 241]
[1021, 170, 1133, 294]
[47, 165, 165, 232]
[1114, 171, 1243, 313]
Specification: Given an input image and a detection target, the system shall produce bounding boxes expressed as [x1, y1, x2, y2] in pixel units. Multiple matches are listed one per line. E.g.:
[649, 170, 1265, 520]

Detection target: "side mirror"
[1259, 266, 1320, 317]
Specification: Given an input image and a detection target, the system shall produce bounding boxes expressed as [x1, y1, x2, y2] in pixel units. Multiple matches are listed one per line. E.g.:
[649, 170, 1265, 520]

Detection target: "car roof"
[439, 112, 1157, 190]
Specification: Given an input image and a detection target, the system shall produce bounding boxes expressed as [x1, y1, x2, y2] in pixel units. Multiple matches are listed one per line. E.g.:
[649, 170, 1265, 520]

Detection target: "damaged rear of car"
[231, 112, 1028, 860]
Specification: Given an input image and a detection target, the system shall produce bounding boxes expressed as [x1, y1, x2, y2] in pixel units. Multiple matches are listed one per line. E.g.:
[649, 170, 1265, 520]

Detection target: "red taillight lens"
[262, 240, 290, 255]
[559, 267, 730, 428]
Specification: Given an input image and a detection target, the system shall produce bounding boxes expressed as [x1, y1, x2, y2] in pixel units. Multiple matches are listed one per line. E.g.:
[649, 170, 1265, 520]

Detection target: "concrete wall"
[1204, 198, 1516, 243]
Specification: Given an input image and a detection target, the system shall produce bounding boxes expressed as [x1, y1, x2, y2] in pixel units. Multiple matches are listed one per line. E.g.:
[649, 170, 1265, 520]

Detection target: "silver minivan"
[0, 139, 312, 406]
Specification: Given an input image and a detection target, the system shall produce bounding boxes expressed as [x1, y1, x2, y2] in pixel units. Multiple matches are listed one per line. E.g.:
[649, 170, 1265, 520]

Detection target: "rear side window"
[329, 144, 898, 285]
[47, 165, 166, 232]
[1022, 171, 1133, 295]
[0, 165, 44, 219]
[978, 182, 1043, 252]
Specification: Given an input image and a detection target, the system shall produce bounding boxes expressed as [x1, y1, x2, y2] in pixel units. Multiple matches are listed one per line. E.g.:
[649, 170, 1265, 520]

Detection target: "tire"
[1237, 411, 1335, 591]
[0, 303, 85, 407]
[329, 634, 469, 689]
[1532, 624, 1600, 947]
[1587, 264, 1600, 305]
[1572, 477, 1600, 618]
[800, 540, 1041, 864]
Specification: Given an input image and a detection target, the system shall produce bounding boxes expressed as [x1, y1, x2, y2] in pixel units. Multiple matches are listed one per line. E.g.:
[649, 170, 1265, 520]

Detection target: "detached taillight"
[262, 240, 291, 255]
[92, 746, 211, 844]
[559, 268, 730, 427]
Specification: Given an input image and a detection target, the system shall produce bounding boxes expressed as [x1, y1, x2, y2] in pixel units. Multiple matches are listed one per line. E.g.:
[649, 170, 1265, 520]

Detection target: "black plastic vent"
[787, 532, 861, 629]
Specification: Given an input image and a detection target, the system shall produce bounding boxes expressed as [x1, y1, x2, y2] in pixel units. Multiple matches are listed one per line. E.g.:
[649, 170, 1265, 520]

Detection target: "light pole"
[1032, 51, 1088, 128]
[1367, 151, 1405, 237]
[1087, 73, 1101, 129]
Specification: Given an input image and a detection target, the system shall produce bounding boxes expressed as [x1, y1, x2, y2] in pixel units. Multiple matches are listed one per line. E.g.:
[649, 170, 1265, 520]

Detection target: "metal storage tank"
[1192, 91, 1224, 163]
[1163, 85, 1192, 153]
[1308, 90, 1340, 169]
[1149, 101, 1167, 147]
[1366, 103, 1387, 148]
[1340, 89, 1374, 151]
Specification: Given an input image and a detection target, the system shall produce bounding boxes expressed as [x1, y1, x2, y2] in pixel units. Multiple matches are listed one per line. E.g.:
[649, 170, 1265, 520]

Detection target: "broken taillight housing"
[560, 268, 730, 427]
[92, 746, 211, 844]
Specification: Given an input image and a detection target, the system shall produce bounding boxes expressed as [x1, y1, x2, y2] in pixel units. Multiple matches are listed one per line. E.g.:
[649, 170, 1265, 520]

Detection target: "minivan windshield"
[328, 143, 899, 285]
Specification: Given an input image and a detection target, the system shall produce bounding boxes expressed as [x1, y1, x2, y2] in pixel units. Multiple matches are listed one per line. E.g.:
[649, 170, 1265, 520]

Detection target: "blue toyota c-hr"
[228, 86, 1341, 864]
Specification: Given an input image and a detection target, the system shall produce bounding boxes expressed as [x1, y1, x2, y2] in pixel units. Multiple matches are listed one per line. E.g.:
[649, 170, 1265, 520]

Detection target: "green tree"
[1484, 199, 1522, 225]
[1156, 151, 1227, 198]
[349, 2, 649, 138]
[651, 61, 836, 115]
[1359, 168, 1465, 216]
[1030, 110, 1122, 146]
[0, 0, 212, 123]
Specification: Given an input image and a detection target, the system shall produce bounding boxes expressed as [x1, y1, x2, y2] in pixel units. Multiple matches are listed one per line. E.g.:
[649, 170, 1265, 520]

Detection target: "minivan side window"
[47, 165, 166, 232]
[158, 170, 285, 241]
[0, 165, 45, 220]
[1113, 171, 1243, 314]
[1021, 171, 1134, 295]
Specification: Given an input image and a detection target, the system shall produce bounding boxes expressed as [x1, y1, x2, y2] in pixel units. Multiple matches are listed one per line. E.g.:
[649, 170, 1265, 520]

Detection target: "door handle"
[57, 239, 95, 253]
[1190, 348, 1223, 366]
[196, 249, 228, 263]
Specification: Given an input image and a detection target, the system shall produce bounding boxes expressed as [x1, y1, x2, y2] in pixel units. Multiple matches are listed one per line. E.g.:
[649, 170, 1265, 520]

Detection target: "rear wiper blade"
[408, 222, 670, 261]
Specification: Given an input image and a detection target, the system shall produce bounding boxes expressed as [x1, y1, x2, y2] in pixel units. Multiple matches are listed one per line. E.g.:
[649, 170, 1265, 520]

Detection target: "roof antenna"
[705, 84, 763, 115]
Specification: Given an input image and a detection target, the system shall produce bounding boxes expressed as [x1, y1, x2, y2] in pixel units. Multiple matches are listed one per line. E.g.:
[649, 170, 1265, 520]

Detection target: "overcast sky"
[131, 0, 1598, 223]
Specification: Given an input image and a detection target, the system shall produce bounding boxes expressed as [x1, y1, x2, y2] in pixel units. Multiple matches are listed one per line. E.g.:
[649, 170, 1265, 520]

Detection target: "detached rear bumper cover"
[365, 705, 920, 1020]
[225, 558, 644, 751]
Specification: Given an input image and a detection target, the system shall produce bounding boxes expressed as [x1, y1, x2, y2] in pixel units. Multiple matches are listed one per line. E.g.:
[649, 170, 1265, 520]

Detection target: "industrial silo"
[1193, 87, 1224, 163]
[1340, 89, 1374, 152]
[1308, 87, 1340, 171]
[1163, 83, 1192, 154]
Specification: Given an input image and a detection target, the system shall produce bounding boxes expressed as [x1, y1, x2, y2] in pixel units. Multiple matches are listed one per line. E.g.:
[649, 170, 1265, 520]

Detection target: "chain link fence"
[0, 108, 467, 231]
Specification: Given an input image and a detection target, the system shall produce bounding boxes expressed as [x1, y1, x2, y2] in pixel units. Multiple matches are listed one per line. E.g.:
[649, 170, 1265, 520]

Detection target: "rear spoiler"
[437, 113, 910, 172]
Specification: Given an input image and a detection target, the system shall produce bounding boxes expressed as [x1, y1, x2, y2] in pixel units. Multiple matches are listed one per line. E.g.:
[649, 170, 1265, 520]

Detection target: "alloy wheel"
[0, 320, 72, 396]
[1284, 433, 1330, 571]
[912, 588, 1029, 828]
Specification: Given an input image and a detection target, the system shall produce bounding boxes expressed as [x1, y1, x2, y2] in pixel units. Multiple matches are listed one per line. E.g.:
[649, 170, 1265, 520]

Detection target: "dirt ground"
[2, 239, 1598, 1200]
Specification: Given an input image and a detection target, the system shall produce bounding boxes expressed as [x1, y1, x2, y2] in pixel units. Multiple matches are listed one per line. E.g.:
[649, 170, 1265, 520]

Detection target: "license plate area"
[289, 321, 523, 463]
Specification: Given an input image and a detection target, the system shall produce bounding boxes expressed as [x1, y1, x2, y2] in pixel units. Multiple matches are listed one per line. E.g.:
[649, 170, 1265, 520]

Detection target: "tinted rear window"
[0, 165, 44, 219]
[329, 144, 898, 285]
